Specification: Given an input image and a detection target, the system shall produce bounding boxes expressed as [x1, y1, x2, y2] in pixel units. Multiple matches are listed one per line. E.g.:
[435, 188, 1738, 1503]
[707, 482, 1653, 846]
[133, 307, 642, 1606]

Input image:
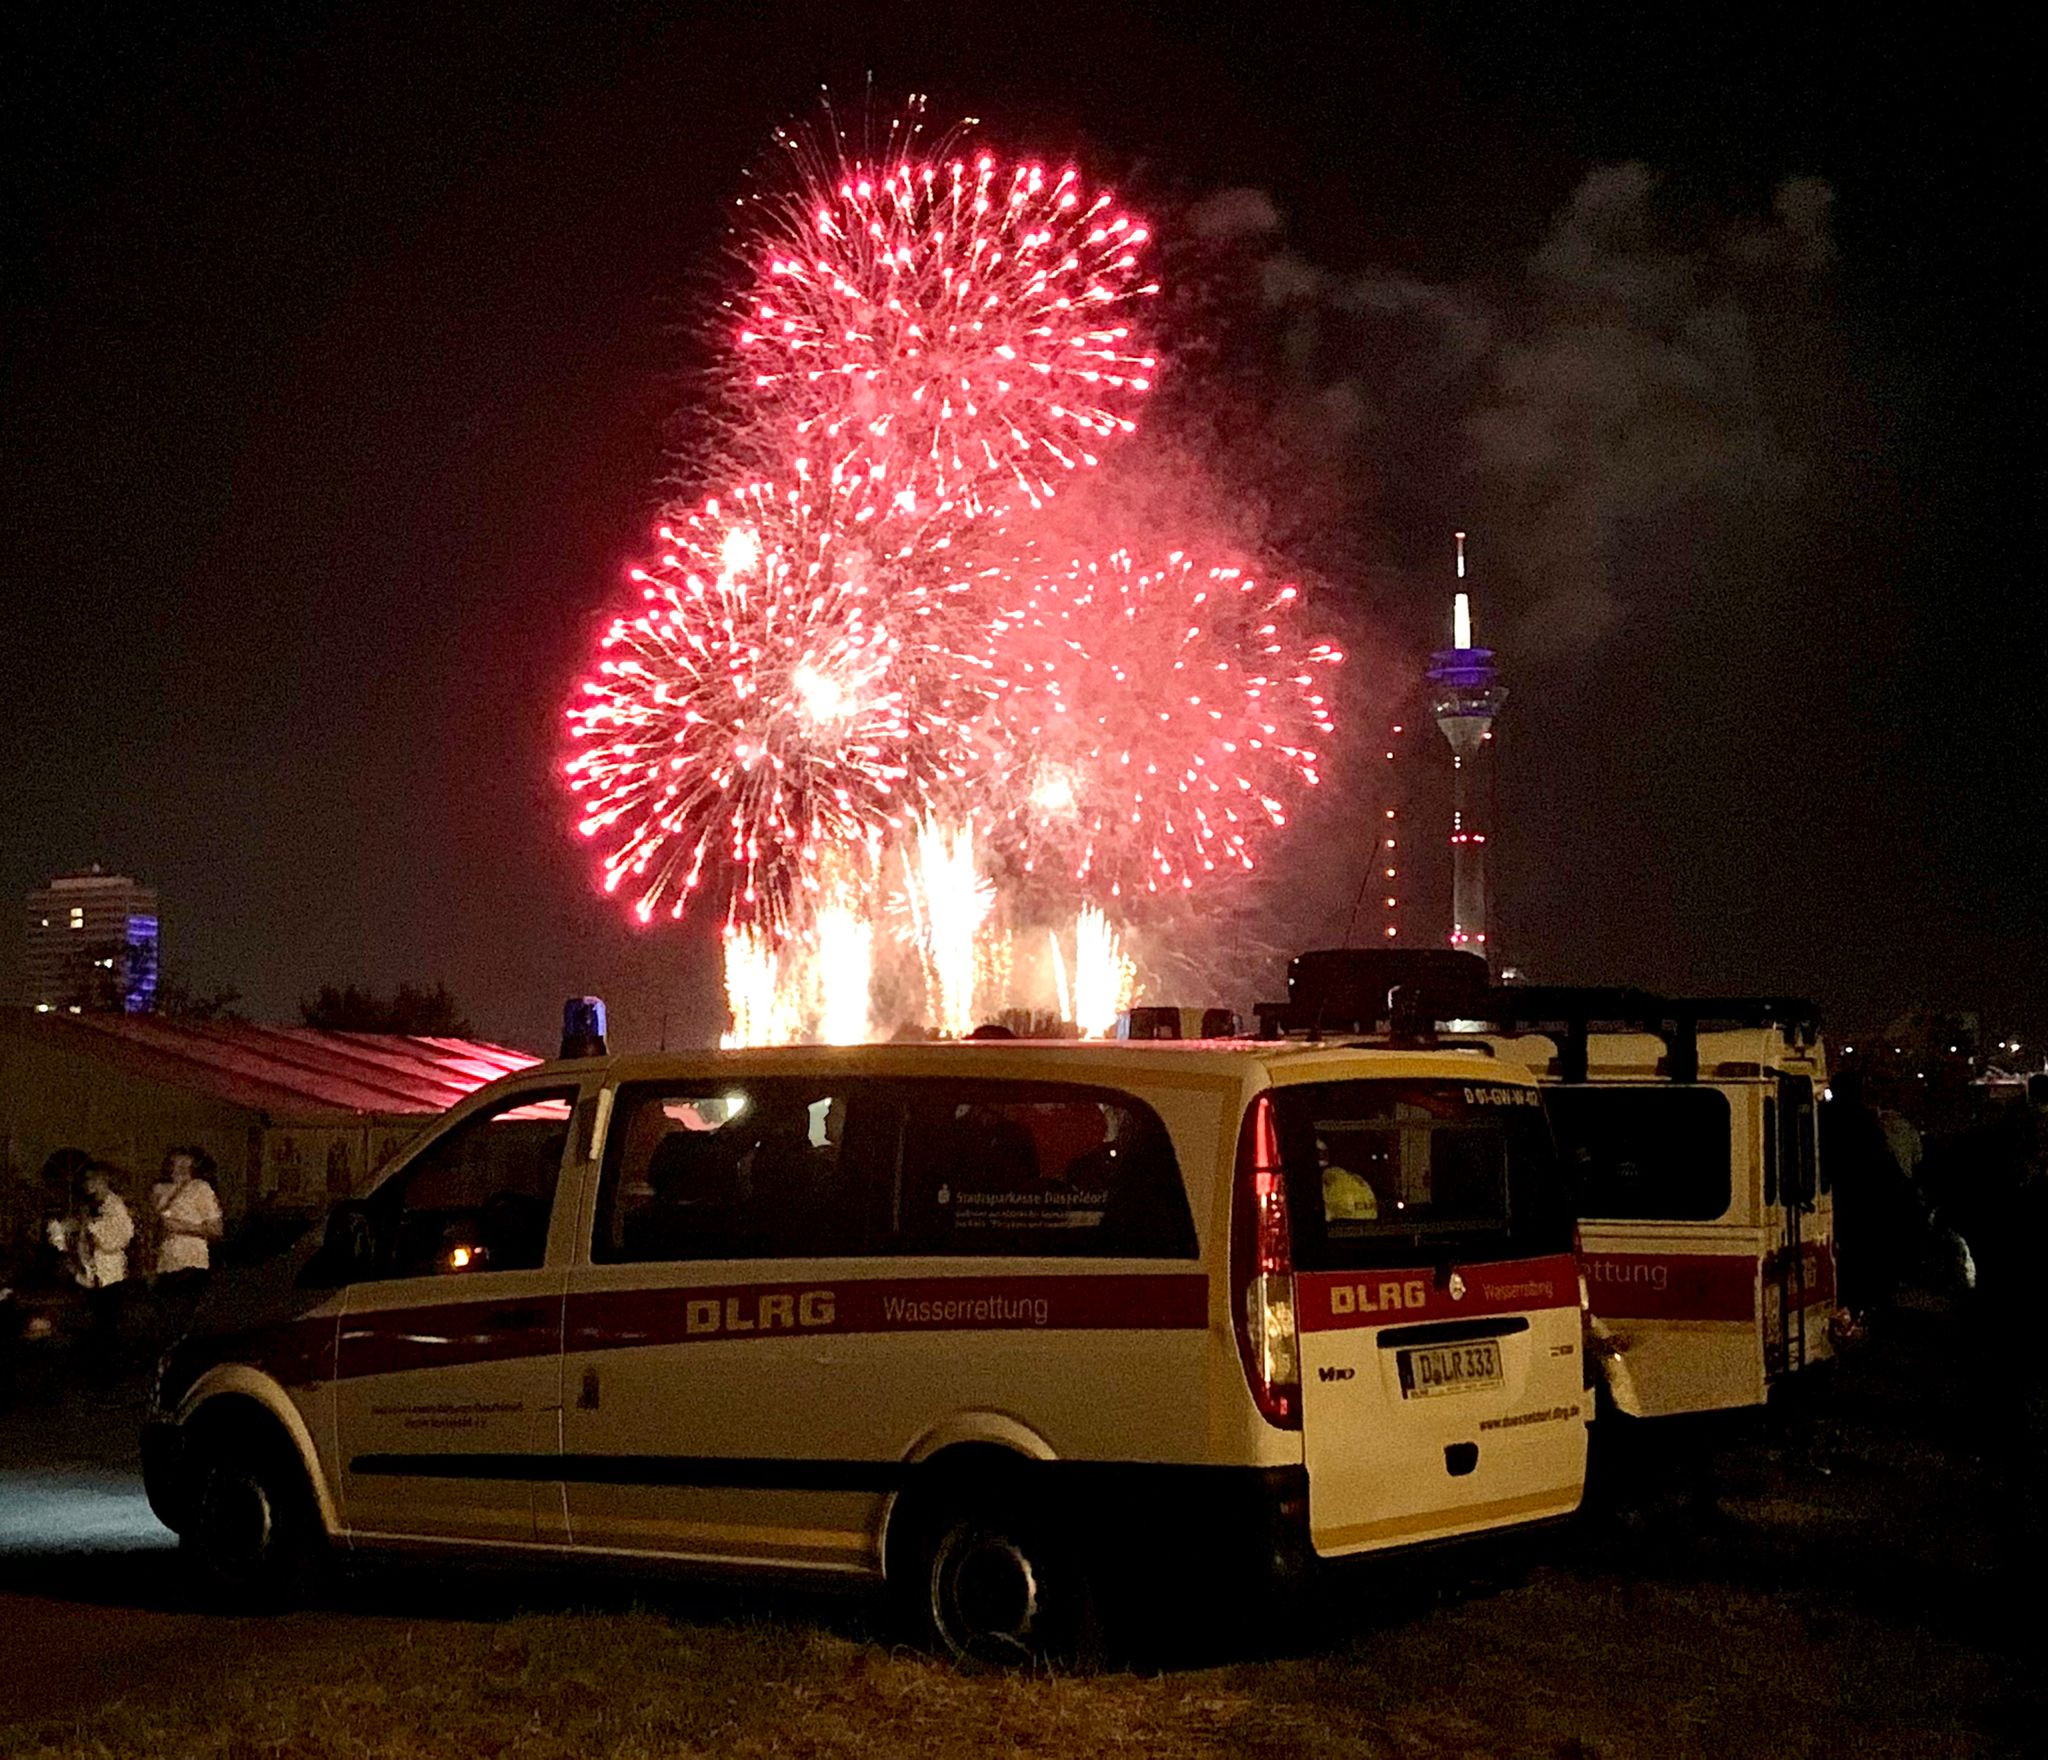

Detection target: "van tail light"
[1231, 1091, 1301, 1429]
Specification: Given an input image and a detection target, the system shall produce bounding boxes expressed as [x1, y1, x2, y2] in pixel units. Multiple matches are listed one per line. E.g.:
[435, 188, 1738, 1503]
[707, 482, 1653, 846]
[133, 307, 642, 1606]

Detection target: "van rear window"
[1271, 1080, 1571, 1269]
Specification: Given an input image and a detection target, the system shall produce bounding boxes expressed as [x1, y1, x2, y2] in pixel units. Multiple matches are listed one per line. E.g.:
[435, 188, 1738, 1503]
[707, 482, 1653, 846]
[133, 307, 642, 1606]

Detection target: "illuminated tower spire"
[1426, 531, 1506, 963]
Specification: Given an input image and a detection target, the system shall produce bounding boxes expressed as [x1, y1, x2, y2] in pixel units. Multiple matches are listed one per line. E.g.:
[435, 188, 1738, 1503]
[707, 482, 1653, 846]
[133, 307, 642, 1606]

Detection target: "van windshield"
[1271, 1079, 1571, 1269]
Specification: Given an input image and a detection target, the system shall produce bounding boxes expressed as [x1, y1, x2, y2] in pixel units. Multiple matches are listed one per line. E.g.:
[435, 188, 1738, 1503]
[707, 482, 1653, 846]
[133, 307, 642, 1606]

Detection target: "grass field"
[7, 1303, 2039, 1759]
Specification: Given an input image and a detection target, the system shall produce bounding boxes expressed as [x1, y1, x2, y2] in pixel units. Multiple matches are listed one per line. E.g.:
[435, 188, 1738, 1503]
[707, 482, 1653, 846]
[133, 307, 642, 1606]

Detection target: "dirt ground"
[0, 1297, 2039, 1758]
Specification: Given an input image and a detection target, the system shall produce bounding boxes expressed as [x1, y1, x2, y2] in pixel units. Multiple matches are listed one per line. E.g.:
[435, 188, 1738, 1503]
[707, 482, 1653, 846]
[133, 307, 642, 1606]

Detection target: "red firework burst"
[732, 147, 1158, 525]
[564, 482, 976, 934]
[976, 547, 1341, 901]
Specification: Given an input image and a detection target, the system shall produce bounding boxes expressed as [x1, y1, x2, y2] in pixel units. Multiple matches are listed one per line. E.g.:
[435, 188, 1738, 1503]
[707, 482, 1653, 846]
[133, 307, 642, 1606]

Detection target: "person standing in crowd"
[48, 1165, 133, 1382]
[151, 1147, 223, 1330]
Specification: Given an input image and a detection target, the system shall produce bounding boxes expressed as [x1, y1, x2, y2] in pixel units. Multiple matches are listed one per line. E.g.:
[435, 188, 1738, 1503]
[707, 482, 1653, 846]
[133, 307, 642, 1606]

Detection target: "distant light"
[1453, 591, 1472, 651]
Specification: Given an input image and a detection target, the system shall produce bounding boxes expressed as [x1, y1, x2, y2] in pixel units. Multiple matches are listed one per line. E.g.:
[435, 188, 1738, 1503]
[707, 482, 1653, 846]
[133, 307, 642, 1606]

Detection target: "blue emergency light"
[560, 996, 608, 1059]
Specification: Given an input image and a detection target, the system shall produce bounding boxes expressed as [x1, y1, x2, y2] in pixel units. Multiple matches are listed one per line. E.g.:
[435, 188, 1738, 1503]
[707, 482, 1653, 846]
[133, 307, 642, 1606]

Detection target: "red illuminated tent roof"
[3, 1009, 540, 1123]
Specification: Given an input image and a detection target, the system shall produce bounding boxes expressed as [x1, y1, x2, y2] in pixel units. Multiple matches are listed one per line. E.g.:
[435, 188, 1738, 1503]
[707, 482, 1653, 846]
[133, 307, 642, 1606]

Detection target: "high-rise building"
[1426, 534, 1506, 965]
[23, 867, 160, 1015]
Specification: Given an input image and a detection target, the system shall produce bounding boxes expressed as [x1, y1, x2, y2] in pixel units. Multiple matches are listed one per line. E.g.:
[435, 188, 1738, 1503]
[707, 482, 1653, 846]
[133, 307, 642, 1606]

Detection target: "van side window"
[1778, 1077, 1816, 1208]
[890, 1081, 1195, 1258]
[594, 1082, 883, 1262]
[371, 1089, 577, 1279]
[1546, 1088, 1733, 1223]
[1763, 1097, 1779, 1207]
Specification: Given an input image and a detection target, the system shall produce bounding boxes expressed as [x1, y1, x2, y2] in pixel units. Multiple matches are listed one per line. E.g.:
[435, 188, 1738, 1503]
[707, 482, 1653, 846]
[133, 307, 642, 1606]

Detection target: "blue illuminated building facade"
[22, 868, 161, 1015]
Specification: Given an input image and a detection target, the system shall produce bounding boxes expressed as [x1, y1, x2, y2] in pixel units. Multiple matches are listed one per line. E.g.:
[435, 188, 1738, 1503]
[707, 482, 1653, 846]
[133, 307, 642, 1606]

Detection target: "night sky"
[2, 4, 2035, 1051]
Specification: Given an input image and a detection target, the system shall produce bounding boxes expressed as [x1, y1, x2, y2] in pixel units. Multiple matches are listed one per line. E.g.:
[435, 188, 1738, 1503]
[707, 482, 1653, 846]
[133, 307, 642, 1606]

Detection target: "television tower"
[1426, 532, 1506, 963]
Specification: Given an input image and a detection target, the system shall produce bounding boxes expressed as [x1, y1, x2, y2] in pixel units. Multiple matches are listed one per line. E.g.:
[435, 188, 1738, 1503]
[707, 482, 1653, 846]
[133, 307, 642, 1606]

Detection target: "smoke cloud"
[1167, 163, 1838, 658]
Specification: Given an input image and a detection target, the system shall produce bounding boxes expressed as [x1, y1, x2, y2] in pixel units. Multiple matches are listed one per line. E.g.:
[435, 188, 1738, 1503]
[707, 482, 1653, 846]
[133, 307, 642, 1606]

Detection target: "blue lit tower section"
[1426, 532, 1506, 962]
[124, 911, 160, 1013]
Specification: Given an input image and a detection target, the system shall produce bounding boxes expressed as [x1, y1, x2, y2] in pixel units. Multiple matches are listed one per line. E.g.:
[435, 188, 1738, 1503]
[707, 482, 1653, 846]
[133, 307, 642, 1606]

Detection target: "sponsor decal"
[1298, 1254, 1577, 1333]
[371, 1399, 523, 1432]
[1479, 1403, 1582, 1433]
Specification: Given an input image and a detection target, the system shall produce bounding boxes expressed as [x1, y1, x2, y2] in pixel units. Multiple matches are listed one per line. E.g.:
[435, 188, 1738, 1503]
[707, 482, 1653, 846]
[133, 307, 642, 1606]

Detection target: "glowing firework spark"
[811, 897, 875, 1044]
[565, 481, 976, 936]
[1072, 905, 1136, 1038]
[979, 547, 1341, 901]
[733, 139, 1158, 524]
[723, 928, 802, 1048]
[904, 816, 992, 1036]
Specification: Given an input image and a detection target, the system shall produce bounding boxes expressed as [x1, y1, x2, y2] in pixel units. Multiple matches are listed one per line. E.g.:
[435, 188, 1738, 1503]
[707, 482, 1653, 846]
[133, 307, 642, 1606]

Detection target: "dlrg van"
[1257, 952, 1837, 1424]
[1480, 996, 1835, 1418]
[143, 1035, 1587, 1661]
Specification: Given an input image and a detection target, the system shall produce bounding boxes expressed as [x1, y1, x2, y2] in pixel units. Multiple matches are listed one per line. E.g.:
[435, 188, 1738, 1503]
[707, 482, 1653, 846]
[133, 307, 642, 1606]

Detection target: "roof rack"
[1254, 951, 1818, 1082]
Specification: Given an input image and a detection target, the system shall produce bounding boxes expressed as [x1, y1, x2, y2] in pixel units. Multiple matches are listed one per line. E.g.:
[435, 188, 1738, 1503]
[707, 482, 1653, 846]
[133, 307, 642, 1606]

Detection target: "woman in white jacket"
[46, 1166, 133, 1381]
[151, 1148, 224, 1329]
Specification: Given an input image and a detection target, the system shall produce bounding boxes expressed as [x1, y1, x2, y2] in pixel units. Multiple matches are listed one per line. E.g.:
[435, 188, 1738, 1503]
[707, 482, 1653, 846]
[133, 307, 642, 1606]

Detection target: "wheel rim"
[934, 1525, 1043, 1662]
[199, 1466, 274, 1584]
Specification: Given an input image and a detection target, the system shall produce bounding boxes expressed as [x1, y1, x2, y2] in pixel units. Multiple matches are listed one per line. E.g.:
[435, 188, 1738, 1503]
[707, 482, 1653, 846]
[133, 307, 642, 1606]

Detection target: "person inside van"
[1319, 1134, 1381, 1223]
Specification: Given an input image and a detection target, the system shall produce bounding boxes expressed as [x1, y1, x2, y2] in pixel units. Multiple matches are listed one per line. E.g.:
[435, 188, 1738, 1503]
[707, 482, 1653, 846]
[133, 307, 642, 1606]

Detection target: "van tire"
[179, 1416, 325, 1609]
[894, 1482, 1100, 1669]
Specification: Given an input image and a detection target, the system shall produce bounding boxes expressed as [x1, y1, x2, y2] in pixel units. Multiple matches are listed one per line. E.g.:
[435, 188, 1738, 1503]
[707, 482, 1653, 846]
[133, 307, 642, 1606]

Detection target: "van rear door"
[1272, 1078, 1587, 1556]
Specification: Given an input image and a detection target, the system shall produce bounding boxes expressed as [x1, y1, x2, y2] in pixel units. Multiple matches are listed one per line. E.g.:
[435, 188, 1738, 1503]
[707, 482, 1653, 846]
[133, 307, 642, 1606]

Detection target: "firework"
[570, 106, 1354, 1041]
[811, 889, 876, 1046]
[732, 140, 1158, 525]
[722, 928, 801, 1048]
[903, 816, 992, 1036]
[977, 547, 1341, 902]
[565, 481, 977, 936]
[1071, 906, 1136, 1038]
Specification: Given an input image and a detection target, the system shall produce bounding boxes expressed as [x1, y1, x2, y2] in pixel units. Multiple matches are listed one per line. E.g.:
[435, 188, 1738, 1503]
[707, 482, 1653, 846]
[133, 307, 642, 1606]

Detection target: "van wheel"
[180, 1426, 323, 1608]
[902, 1491, 1099, 1669]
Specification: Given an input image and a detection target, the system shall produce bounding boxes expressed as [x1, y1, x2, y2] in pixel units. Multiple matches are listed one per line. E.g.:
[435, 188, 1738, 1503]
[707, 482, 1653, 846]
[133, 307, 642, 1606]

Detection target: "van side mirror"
[300, 1200, 378, 1288]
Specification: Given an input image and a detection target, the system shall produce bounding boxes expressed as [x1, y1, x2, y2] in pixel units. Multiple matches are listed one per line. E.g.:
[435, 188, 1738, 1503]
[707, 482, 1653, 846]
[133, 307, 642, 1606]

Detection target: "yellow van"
[145, 1036, 1588, 1660]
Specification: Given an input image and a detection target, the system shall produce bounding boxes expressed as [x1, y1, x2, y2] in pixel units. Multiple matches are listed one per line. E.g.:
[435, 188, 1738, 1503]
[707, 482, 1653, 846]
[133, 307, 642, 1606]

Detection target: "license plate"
[1399, 1340, 1503, 1398]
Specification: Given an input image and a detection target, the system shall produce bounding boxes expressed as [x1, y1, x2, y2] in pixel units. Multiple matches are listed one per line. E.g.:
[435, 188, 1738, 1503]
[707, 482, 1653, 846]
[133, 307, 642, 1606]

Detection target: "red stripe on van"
[1766, 1238, 1838, 1310]
[1582, 1252, 1755, 1321]
[1297, 1253, 1578, 1333]
[566, 1274, 1211, 1353]
[337, 1297, 563, 1381]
